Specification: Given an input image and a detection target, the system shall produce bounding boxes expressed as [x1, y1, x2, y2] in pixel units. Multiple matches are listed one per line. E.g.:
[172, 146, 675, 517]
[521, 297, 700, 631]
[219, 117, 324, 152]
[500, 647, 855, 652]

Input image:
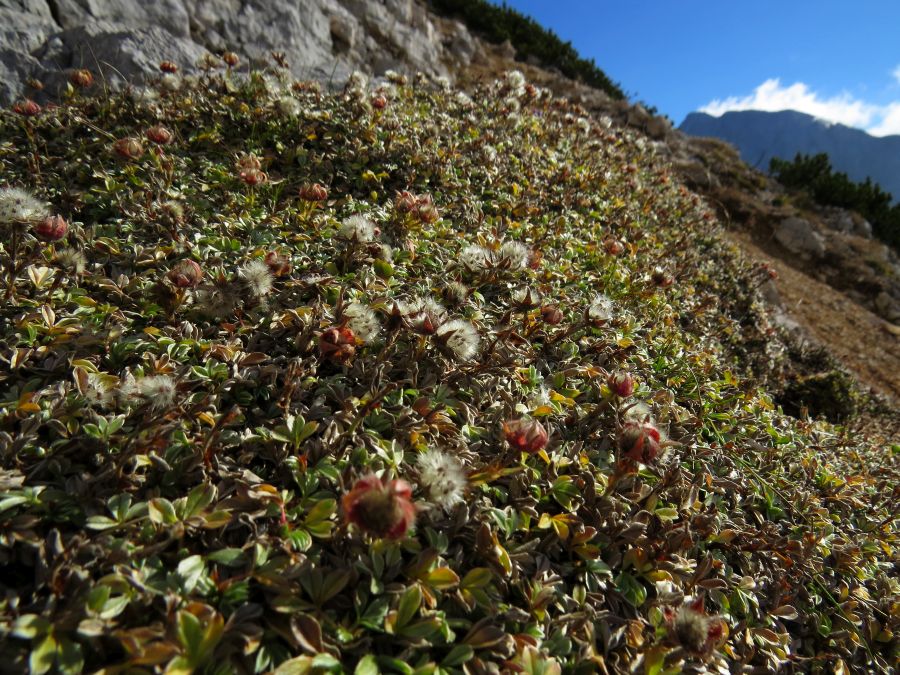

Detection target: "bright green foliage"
[0, 65, 896, 674]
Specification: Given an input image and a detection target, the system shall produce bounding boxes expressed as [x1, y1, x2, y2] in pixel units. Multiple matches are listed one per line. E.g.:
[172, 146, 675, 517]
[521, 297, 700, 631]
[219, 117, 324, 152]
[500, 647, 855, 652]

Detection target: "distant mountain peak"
[679, 109, 900, 200]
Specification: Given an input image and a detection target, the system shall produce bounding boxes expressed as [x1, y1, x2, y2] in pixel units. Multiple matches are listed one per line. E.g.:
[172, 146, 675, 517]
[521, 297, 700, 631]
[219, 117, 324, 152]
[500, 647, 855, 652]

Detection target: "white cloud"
[893, 64, 900, 85]
[868, 102, 900, 136]
[699, 78, 900, 137]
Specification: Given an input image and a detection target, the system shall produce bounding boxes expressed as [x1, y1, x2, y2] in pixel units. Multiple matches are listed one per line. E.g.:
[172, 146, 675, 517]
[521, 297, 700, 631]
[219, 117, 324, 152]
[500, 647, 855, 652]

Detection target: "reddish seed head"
[34, 215, 68, 242]
[607, 371, 634, 398]
[222, 51, 239, 67]
[665, 597, 727, 659]
[146, 125, 174, 145]
[415, 194, 439, 224]
[319, 326, 356, 364]
[503, 417, 549, 454]
[13, 99, 41, 116]
[167, 259, 203, 288]
[651, 267, 674, 288]
[343, 474, 416, 539]
[540, 305, 563, 326]
[159, 61, 179, 73]
[264, 251, 292, 277]
[112, 136, 144, 160]
[371, 94, 387, 110]
[239, 167, 268, 186]
[299, 182, 328, 202]
[618, 421, 661, 464]
[394, 190, 418, 214]
[603, 238, 625, 256]
[69, 69, 93, 89]
[236, 154, 262, 171]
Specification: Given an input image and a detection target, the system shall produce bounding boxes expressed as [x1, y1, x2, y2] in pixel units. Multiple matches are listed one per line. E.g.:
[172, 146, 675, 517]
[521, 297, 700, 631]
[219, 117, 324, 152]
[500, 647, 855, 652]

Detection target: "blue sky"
[487, 1, 900, 135]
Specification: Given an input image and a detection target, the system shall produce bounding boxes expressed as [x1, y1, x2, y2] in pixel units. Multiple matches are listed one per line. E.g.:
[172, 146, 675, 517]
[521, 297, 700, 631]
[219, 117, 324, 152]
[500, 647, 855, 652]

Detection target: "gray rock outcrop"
[0, 0, 477, 104]
[774, 216, 826, 259]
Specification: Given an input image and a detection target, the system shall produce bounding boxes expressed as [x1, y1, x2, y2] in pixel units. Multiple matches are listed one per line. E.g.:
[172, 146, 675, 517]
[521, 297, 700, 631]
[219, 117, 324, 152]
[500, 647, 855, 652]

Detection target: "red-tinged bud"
[394, 190, 418, 214]
[167, 259, 203, 288]
[264, 251, 292, 277]
[34, 215, 68, 241]
[112, 136, 144, 160]
[414, 194, 439, 224]
[343, 474, 416, 539]
[319, 326, 356, 364]
[371, 94, 387, 110]
[146, 125, 174, 145]
[222, 51, 239, 67]
[664, 597, 727, 660]
[299, 182, 328, 202]
[540, 305, 563, 325]
[651, 267, 674, 288]
[239, 167, 268, 186]
[236, 154, 262, 171]
[618, 421, 661, 464]
[13, 99, 41, 116]
[159, 61, 179, 73]
[607, 371, 634, 398]
[69, 69, 93, 89]
[503, 417, 549, 454]
[603, 238, 625, 256]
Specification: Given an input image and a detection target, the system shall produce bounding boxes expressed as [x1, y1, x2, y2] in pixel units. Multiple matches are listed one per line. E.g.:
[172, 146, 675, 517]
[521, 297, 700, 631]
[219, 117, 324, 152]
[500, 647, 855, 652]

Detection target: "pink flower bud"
[34, 215, 68, 241]
[167, 259, 203, 288]
[13, 99, 41, 116]
[618, 421, 661, 464]
[607, 371, 634, 398]
[113, 137, 144, 160]
[69, 69, 93, 89]
[299, 182, 328, 202]
[146, 125, 174, 145]
[343, 474, 416, 539]
[503, 417, 549, 454]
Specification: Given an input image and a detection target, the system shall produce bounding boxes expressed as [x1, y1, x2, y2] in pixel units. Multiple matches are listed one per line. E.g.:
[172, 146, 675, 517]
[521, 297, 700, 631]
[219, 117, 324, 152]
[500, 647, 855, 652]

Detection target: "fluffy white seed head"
[0, 187, 48, 224]
[55, 248, 87, 274]
[417, 448, 466, 510]
[436, 319, 479, 361]
[498, 241, 529, 270]
[137, 375, 177, 410]
[240, 259, 274, 297]
[455, 91, 474, 108]
[278, 96, 301, 117]
[343, 302, 380, 342]
[588, 294, 615, 322]
[407, 297, 447, 334]
[511, 286, 542, 307]
[460, 244, 491, 271]
[339, 215, 376, 243]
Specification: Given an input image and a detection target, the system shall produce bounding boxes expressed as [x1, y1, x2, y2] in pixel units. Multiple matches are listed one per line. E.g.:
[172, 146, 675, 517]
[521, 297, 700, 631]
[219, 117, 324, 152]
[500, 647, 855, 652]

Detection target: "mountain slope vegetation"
[0, 64, 896, 674]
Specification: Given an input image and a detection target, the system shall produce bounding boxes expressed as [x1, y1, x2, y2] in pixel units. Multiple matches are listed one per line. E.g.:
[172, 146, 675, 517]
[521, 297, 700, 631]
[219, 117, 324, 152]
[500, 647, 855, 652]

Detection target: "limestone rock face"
[775, 217, 826, 259]
[0, 0, 475, 104]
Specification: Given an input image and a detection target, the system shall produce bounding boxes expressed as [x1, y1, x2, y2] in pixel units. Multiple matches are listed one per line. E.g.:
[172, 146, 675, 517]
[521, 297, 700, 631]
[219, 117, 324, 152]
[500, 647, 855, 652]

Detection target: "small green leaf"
[148, 497, 177, 524]
[397, 585, 422, 628]
[208, 548, 248, 567]
[615, 572, 647, 608]
[354, 654, 380, 675]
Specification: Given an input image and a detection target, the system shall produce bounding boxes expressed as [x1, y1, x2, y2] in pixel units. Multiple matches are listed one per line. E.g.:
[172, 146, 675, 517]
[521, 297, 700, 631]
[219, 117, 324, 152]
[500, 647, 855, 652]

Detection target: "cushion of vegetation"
[0, 66, 896, 674]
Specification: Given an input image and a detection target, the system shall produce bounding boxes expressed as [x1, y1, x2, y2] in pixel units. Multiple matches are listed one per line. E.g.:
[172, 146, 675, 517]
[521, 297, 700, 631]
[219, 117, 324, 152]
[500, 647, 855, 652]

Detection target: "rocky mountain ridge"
[680, 109, 900, 202]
